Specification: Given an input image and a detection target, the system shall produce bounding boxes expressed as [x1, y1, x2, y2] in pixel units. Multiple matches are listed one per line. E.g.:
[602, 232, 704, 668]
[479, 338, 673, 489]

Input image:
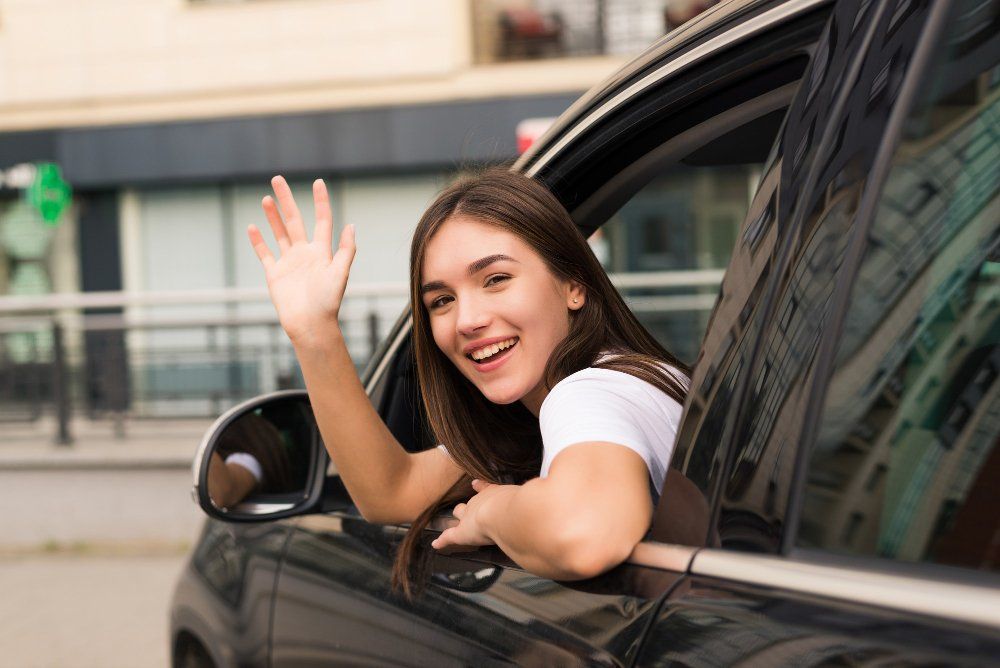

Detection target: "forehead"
[421, 215, 534, 279]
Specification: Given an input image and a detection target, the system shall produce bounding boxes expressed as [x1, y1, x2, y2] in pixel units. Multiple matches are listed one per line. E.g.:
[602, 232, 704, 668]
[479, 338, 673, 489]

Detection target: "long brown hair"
[392, 167, 690, 595]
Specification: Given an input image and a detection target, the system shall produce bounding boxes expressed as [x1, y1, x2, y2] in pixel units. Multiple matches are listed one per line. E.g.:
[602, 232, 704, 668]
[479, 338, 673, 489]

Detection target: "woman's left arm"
[432, 443, 653, 580]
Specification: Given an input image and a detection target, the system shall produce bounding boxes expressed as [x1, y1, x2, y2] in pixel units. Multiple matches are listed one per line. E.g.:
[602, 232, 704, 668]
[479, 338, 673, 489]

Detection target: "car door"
[267, 0, 836, 664]
[635, 0, 1000, 663]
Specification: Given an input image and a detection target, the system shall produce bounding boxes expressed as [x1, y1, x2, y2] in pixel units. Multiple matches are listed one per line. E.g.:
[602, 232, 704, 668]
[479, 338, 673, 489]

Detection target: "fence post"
[595, 0, 607, 54]
[51, 320, 72, 445]
[368, 311, 380, 362]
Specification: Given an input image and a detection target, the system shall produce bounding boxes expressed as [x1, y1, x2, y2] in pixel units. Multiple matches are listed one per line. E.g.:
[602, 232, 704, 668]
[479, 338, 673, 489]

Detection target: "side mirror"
[193, 390, 327, 522]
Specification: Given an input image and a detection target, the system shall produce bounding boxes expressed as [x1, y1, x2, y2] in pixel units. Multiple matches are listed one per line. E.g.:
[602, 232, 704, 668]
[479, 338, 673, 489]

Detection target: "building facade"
[0, 0, 751, 418]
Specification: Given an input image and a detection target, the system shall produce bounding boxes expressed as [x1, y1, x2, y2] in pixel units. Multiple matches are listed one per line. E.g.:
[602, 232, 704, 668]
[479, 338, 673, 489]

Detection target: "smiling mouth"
[467, 337, 519, 364]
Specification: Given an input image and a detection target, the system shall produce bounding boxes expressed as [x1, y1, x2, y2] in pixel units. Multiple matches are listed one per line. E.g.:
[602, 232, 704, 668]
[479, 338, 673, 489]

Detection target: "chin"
[477, 383, 526, 406]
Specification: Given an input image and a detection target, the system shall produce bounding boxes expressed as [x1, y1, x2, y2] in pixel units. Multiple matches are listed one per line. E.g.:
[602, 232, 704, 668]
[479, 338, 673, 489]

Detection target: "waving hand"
[248, 176, 356, 346]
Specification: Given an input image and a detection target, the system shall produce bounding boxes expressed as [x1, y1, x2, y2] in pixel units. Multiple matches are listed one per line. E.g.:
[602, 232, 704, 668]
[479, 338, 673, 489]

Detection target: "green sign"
[26, 162, 72, 226]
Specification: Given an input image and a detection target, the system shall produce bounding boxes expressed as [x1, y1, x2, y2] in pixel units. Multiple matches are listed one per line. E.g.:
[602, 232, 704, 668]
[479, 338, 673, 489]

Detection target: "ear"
[566, 281, 586, 311]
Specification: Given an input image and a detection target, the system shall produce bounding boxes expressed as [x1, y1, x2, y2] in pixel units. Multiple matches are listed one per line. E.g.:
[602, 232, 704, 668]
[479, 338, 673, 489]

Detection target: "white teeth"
[470, 337, 517, 361]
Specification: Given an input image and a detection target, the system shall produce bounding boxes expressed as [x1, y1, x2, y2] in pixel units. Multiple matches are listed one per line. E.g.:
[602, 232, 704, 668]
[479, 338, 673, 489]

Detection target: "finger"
[471, 479, 490, 492]
[329, 224, 357, 292]
[432, 528, 456, 550]
[452, 503, 467, 519]
[261, 196, 291, 252]
[338, 223, 356, 253]
[271, 175, 307, 243]
[313, 179, 333, 256]
[247, 225, 275, 270]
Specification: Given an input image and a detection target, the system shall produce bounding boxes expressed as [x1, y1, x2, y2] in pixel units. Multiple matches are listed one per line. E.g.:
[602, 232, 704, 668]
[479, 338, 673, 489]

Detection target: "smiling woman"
[248, 167, 690, 596]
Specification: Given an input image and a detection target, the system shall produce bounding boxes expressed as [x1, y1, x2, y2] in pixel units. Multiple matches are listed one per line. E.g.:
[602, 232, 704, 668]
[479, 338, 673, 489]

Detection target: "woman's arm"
[250, 176, 463, 524]
[434, 443, 653, 580]
[207, 452, 259, 509]
[294, 335, 463, 523]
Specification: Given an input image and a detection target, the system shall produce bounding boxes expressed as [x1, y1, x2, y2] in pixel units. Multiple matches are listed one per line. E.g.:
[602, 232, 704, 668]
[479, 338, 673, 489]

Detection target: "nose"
[455, 294, 491, 337]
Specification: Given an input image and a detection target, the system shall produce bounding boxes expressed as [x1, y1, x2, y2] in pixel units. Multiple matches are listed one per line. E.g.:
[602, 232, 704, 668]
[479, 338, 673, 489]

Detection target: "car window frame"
[678, 0, 1000, 627]
[667, 0, 938, 555]
[783, 0, 1000, 580]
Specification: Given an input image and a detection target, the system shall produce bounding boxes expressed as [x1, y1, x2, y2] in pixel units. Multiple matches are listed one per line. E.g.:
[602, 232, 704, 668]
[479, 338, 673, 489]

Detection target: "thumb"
[432, 528, 454, 550]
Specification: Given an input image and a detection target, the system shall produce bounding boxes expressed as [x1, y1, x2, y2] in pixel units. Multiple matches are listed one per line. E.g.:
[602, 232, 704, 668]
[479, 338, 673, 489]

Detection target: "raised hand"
[248, 176, 356, 347]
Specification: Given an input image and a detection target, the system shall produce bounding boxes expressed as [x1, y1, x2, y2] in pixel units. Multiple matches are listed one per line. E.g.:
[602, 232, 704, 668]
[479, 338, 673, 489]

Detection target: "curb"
[0, 459, 193, 472]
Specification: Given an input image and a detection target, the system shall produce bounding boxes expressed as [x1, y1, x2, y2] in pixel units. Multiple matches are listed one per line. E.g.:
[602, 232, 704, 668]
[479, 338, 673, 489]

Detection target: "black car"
[171, 0, 1000, 664]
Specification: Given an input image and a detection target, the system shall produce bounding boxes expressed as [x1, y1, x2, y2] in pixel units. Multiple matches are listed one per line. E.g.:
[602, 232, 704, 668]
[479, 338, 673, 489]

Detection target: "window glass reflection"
[799, 7, 1000, 572]
[601, 165, 759, 364]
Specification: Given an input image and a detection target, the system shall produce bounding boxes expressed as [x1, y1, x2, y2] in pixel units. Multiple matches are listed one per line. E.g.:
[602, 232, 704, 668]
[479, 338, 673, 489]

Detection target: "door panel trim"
[364, 317, 412, 395]
[627, 542, 699, 572]
[691, 549, 1000, 629]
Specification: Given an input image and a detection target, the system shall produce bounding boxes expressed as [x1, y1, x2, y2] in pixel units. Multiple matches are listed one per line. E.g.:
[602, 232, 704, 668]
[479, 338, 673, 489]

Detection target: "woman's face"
[420, 215, 585, 415]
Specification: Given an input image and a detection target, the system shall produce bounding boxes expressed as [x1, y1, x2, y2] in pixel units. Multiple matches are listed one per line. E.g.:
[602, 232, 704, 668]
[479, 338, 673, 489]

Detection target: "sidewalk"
[0, 415, 211, 471]
[1, 415, 213, 551]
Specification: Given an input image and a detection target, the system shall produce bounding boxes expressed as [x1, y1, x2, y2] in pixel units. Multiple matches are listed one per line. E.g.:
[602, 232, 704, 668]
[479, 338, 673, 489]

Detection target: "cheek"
[429, 317, 453, 354]
[530, 290, 571, 338]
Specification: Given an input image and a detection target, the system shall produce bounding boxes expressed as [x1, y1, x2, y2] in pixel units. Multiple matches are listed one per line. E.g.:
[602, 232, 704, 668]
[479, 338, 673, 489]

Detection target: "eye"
[428, 294, 452, 310]
[485, 274, 510, 288]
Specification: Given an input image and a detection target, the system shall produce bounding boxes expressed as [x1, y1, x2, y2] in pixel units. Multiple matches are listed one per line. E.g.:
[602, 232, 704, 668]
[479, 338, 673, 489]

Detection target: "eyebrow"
[420, 254, 518, 294]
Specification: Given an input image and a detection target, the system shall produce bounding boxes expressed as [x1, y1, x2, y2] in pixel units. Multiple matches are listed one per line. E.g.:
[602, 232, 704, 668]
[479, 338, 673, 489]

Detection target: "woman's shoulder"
[552, 364, 683, 396]
[538, 356, 686, 460]
[542, 357, 686, 417]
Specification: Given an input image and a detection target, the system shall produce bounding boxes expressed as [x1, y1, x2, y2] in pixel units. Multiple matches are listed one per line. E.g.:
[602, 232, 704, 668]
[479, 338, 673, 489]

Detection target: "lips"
[465, 336, 519, 362]
[463, 338, 519, 374]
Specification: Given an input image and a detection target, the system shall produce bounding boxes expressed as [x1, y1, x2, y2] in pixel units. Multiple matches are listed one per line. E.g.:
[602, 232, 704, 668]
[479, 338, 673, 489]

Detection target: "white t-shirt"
[538, 365, 684, 498]
[437, 360, 686, 499]
[225, 452, 263, 483]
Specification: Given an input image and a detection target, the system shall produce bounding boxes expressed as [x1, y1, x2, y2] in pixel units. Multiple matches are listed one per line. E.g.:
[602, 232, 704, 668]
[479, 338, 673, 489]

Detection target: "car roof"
[514, 0, 832, 176]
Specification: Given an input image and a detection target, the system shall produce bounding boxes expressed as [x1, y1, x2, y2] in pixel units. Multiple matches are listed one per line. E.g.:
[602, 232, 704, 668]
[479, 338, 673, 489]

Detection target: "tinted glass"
[600, 165, 759, 364]
[798, 0, 1000, 572]
[670, 0, 931, 551]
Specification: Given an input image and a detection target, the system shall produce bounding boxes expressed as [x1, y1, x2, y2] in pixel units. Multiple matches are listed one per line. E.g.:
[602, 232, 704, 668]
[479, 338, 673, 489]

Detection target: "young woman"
[248, 168, 689, 593]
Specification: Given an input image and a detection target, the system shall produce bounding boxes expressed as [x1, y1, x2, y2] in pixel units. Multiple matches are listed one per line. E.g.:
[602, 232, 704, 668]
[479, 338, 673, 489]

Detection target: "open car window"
[363, 3, 833, 559]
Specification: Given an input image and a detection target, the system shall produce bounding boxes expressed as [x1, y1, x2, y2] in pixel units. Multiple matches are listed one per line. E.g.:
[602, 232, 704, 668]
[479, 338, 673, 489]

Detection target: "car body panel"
[635, 572, 1000, 667]
[170, 520, 293, 667]
[270, 513, 687, 666]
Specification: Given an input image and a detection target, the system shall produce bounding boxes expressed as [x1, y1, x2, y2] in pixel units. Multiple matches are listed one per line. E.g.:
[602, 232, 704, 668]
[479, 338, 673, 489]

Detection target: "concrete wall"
[0, 0, 624, 131]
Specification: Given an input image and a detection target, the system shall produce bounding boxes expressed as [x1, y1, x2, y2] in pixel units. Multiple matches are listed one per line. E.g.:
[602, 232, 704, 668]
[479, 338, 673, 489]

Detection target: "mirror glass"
[205, 397, 317, 512]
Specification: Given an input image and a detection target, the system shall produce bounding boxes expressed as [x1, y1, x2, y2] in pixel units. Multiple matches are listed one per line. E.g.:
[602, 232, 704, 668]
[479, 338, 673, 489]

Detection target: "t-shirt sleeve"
[538, 368, 682, 495]
[225, 452, 263, 483]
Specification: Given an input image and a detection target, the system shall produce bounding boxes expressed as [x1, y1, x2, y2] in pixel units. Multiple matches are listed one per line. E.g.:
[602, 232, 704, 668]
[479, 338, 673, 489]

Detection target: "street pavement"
[0, 552, 188, 667]
[0, 416, 211, 666]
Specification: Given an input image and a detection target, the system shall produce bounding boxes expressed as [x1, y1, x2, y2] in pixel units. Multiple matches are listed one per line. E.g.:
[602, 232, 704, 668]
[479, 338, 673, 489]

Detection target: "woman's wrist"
[479, 484, 518, 542]
[287, 317, 345, 352]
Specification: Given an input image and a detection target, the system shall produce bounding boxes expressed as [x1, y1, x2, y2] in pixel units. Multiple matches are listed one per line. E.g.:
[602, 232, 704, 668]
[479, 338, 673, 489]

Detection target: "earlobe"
[567, 283, 586, 310]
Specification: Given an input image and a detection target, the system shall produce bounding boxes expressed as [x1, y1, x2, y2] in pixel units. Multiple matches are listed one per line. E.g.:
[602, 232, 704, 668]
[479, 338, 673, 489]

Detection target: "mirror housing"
[192, 390, 328, 522]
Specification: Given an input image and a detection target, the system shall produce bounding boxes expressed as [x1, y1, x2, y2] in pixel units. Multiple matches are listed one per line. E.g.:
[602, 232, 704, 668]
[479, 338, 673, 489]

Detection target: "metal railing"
[0, 270, 722, 444]
[471, 0, 673, 64]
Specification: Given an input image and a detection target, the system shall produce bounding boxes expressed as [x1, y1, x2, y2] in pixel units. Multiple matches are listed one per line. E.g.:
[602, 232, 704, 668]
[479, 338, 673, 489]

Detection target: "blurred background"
[0, 0, 739, 665]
